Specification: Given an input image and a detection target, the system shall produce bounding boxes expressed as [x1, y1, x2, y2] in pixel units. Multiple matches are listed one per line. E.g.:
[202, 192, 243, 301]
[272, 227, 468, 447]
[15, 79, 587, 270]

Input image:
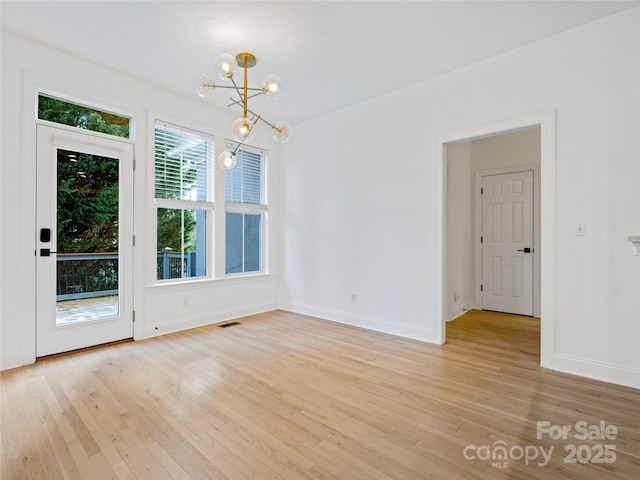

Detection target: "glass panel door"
[36, 125, 133, 357]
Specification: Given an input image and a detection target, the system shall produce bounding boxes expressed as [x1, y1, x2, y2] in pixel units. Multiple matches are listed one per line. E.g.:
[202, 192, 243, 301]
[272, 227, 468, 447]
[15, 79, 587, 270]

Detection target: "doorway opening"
[447, 128, 540, 320]
[435, 111, 556, 369]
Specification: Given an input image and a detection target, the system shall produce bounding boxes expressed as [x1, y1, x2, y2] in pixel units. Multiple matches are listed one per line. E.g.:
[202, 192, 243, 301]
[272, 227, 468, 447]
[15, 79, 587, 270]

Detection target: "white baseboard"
[141, 301, 278, 339]
[448, 303, 474, 322]
[280, 301, 433, 343]
[554, 353, 640, 390]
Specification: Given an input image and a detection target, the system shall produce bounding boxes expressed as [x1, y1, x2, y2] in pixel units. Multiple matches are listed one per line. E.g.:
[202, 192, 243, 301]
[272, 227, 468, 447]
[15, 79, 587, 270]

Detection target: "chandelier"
[195, 52, 292, 170]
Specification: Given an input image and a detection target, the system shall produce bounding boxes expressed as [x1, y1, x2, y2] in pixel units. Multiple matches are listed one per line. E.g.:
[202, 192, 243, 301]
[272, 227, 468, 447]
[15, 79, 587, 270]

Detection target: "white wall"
[446, 141, 473, 319]
[0, 32, 279, 370]
[280, 8, 640, 387]
[471, 128, 541, 172]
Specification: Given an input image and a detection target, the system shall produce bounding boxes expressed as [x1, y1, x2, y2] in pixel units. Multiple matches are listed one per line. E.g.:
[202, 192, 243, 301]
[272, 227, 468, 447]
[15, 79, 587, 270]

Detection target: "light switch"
[574, 222, 587, 236]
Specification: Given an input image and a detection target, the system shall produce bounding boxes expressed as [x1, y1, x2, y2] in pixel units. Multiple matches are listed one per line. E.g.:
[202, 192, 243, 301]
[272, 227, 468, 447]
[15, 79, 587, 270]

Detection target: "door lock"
[40, 228, 52, 242]
[516, 247, 532, 253]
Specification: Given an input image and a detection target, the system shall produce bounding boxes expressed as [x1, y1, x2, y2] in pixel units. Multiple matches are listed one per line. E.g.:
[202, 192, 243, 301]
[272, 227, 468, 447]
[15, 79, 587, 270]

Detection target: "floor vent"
[218, 321, 241, 328]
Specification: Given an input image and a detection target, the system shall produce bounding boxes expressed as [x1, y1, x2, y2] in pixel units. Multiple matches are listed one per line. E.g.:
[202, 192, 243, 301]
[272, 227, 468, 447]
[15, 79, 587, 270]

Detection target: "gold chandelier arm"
[227, 98, 262, 121]
[230, 141, 243, 156]
[227, 97, 245, 110]
[226, 91, 262, 108]
[201, 83, 261, 91]
[246, 91, 264, 101]
[226, 97, 283, 132]
[229, 76, 244, 104]
[253, 115, 278, 131]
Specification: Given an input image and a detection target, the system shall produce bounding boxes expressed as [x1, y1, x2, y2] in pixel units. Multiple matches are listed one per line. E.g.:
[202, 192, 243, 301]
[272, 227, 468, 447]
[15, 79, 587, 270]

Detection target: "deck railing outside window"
[56, 251, 196, 300]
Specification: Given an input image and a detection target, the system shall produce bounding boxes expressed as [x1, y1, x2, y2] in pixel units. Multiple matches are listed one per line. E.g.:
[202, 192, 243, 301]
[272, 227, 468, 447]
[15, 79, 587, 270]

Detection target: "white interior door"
[482, 170, 534, 316]
[36, 125, 134, 356]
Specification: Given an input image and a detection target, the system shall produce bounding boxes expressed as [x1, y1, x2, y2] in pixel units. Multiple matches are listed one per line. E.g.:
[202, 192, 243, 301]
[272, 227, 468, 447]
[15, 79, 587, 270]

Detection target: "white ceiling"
[2, 1, 638, 124]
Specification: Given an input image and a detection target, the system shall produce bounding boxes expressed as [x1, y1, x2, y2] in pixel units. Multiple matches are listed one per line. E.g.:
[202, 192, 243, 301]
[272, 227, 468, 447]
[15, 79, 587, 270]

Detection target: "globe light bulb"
[193, 73, 213, 97]
[218, 151, 238, 171]
[262, 74, 283, 100]
[231, 117, 256, 143]
[215, 53, 237, 80]
[271, 121, 293, 143]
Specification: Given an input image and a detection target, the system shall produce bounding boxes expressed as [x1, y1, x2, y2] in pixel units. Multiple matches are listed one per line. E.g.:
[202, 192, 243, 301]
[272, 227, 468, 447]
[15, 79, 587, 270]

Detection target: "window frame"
[149, 112, 274, 286]
[153, 120, 215, 283]
[223, 142, 270, 277]
[37, 91, 133, 140]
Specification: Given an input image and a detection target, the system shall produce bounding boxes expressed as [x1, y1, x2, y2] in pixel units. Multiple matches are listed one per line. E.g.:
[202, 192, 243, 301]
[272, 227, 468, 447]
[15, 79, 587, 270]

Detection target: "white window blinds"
[224, 145, 265, 205]
[155, 123, 212, 202]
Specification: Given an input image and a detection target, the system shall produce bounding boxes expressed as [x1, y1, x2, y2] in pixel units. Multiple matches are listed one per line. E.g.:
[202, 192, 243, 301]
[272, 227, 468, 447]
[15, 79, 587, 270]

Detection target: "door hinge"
[133, 159, 136, 171]
[133, 235, 136, 247]
[481, 187, 484, 194]
[480, 236, 483, 243]
[133, 311, 136, 323]
[480, 285, 484, 292]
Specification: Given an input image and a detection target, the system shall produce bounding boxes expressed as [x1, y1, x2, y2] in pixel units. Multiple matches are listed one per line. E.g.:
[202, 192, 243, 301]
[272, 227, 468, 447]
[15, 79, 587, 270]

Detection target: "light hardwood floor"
[1, 310, 639, 479]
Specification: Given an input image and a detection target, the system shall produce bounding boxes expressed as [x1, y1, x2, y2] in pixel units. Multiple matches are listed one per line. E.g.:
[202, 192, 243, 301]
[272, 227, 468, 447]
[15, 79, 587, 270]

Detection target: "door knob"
[516, 247, 532, 253]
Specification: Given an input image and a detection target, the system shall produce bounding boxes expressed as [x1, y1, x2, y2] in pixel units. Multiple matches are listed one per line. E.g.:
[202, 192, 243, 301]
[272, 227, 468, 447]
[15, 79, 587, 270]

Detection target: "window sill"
[148, 272, 276, 292]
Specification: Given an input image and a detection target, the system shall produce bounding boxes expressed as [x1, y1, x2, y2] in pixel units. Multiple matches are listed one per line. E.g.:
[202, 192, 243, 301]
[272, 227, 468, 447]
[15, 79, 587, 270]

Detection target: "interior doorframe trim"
[434, 110, 556, 370]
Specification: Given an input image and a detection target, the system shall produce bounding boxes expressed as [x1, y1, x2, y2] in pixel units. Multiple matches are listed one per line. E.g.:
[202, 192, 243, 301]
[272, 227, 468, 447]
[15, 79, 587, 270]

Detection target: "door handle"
[516, 247, 532, 253]
[40, 248, 58, 257]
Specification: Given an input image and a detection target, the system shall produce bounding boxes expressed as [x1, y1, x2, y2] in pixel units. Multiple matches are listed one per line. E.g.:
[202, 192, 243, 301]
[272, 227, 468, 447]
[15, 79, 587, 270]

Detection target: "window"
[154, 122, 213, 280]
[224, 144, 268, 274]
[38, 93, 131, 138]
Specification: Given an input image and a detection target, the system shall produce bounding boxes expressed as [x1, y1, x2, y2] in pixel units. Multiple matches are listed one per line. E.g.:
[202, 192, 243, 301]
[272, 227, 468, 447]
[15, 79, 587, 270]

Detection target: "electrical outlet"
[182, 296, 189, 307]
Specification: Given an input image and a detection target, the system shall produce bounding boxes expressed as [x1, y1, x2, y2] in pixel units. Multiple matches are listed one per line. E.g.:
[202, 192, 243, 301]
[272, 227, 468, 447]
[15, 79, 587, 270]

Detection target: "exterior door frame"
[474, 164, 540, 317]
[435, 110, 556, 370]
[17, 73, 142, 368]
